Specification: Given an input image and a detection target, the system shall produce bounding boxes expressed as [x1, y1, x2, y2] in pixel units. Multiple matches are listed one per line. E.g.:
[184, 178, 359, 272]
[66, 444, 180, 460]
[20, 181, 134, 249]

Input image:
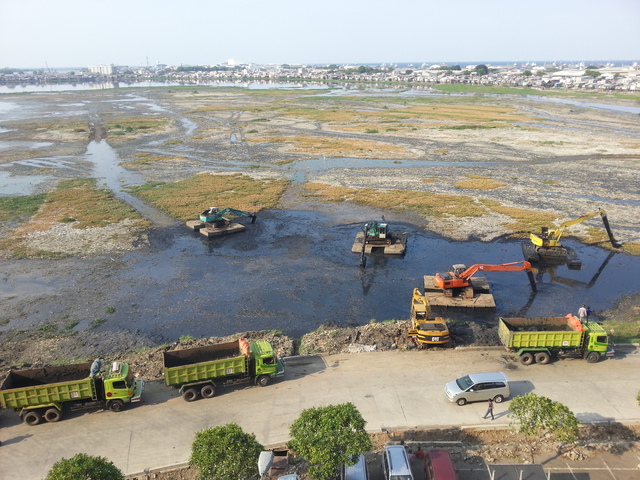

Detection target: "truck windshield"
[456, 375, 473, 390]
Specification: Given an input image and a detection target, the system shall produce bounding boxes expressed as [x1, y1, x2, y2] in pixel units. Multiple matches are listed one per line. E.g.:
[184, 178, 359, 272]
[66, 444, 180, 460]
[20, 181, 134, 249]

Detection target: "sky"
[1, 0, 639, 69]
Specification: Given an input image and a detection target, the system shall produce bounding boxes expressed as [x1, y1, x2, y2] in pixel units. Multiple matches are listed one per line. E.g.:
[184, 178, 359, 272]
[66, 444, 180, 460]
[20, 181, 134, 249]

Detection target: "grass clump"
[128, 173, 289, 222]
[89, 318, 106, 328]
[454, 177, 507, 190]
[603, 320, 640, 344]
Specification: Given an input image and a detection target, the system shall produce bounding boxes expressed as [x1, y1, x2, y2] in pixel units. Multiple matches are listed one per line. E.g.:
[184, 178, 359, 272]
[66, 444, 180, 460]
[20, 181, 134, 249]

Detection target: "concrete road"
[1, 347, 639, 479]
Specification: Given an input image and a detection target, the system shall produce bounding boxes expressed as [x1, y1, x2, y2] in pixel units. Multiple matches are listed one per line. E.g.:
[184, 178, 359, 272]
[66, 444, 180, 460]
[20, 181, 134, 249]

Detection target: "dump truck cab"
[250, 340, 285, 380]
[102, 362, 144, 411]
[584, 322, 613, 359]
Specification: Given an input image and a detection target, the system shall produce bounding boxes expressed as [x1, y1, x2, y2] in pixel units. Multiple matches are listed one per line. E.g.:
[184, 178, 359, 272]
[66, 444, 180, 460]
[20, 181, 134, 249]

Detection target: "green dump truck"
[498, 315, 613, 365]
[0, 361, 144, 426]
[163, 338, 285, 401]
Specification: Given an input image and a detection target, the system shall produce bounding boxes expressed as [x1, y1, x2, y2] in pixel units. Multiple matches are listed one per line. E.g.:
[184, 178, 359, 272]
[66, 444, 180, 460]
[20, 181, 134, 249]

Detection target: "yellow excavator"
[407, 288, 451, 348]
[524, 208, 620, 262]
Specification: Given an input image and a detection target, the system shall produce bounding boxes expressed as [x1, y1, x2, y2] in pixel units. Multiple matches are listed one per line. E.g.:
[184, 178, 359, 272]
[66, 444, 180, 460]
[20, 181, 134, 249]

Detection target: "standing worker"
[578, 305, 588, 323]
[483, 399, 494, 420]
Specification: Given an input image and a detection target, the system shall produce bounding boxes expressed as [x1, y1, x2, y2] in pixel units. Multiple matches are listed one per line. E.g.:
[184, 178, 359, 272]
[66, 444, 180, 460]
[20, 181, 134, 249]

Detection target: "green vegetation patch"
[0, 194, 46, 222]
[127, 173, 289, 222]
[603, 320, 640, 345]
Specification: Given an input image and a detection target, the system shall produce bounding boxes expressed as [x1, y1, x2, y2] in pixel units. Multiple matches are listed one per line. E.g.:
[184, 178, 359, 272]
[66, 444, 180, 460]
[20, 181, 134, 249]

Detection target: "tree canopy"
[190, 423, 264, 480]
[509, 393, 580, 443]
[474, 64, 489, 76]
[45, 453, 123, 480]
[290, 403, 372, 480]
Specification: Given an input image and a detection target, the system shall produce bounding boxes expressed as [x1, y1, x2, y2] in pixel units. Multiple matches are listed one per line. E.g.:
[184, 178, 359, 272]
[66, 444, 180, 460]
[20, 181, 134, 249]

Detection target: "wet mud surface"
[0, 87, 639, 365]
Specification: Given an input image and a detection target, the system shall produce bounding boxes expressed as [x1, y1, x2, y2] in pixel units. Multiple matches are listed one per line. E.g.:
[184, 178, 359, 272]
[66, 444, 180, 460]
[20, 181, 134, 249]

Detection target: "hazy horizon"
[1, 0, 639, 69]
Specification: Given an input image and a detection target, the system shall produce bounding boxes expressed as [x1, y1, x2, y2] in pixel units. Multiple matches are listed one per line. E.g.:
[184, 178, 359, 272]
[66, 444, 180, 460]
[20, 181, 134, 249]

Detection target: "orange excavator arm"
[459, 261, 532, 281]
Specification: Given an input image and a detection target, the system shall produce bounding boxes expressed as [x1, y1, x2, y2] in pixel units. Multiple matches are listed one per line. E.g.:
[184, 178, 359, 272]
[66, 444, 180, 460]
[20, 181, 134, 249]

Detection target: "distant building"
[88, 64, 115, 75]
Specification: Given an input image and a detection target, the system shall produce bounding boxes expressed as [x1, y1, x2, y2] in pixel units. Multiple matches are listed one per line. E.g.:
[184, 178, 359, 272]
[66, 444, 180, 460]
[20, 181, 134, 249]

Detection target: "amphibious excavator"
[353, 220, 407, 268]
[523, 208, 620, 263]
[199, 207, 256, 227]
[407, 288, 451, 348]
[186, 207, 257, 238]
[434, 261, 536, 298]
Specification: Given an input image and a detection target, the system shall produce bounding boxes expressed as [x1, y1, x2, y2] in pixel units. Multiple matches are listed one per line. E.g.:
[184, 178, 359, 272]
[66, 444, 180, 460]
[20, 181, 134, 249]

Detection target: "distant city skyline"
[1, 0, 639, 69]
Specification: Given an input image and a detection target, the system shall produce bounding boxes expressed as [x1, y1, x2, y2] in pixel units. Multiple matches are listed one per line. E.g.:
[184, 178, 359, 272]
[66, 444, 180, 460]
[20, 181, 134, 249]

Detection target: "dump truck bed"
[0, 362, 96, 409]
[498, 316, 585, 349]
[163, 339, 250, 387]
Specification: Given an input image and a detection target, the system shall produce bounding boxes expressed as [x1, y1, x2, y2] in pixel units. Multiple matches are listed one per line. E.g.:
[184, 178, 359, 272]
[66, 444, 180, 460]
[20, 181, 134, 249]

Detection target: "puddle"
[0, 170, 57, 195]
[527, 95, 640, 115]
[0, 140, 54, 152]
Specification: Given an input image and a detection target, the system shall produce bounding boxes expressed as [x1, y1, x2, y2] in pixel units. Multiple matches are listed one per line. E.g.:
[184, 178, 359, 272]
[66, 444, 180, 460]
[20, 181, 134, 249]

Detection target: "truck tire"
[456, 398, 467, 406]
[586, 352, 600, 363]
[44, 408, 62, 423]
[107, 399, 125, 412]
[256, 375, 270, 387]
[535, 352, 551, 365]
[23, 411, 42, 426]
[200, 384, 216, 398]
[520, 353, 535, 365]
[182, 388, 199, 402]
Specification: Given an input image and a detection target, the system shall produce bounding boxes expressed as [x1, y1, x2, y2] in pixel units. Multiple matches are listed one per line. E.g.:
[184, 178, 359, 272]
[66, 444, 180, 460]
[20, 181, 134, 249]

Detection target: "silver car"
[444, 372, 510, 406]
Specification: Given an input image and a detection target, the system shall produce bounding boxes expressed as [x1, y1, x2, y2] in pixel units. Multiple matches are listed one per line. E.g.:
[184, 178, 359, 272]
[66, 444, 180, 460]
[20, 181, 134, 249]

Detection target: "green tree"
[290, 403, 372, 480]
[45, 453, 123, 480]
[190, 423, 263, 480]
[585, 69, 602, 78]
[509, 393, 579, 443]
[474, 64, 489, 76]
[523, 70, 533, 76]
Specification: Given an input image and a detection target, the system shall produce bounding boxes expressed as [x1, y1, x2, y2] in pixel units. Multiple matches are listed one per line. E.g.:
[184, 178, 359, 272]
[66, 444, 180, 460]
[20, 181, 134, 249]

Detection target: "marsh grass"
[454, 178, 507, 190]
[105, 116, 169, 136]
[121, 153, 188, 166]
[245, 134, 408, 158]
[304, 183, 487, 218]
[0, 179, 150, 258]
[0, 194, 46, 221]
[127, 173, 289, 221]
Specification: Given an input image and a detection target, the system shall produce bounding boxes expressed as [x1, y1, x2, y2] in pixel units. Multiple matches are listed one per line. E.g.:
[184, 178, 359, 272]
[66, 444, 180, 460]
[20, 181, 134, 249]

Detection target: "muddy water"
[2, 206, 633, 341]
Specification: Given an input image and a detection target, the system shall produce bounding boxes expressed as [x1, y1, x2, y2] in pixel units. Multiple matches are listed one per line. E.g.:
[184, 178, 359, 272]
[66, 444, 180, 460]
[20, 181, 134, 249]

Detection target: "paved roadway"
[1, 347, 639, 479]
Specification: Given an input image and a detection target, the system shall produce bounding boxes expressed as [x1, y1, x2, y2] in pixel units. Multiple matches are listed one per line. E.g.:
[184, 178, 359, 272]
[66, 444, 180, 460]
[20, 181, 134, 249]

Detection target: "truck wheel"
[23, 411, 42, 426]
[200, 384, 216, 398]
[107, 399, 125, 412]
[493, 395, 504, 403]
[182, 388, 199, 402]
[44, 408, 62, 423]
[535, 352, 551, 365]
[256, 375, 270, 387]
[520, 353, 535, 365]
[586, 352, 600, 363]
[456, 398, 467, 406]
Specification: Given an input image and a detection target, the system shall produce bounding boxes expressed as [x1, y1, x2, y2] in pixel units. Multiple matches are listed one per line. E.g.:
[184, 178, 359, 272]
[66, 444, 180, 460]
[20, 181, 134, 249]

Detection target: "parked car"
[381, 444, 414, 480]
[425, 449, 457, 480]
[444, 372, 510, 406]
[342, 454, 368, 480]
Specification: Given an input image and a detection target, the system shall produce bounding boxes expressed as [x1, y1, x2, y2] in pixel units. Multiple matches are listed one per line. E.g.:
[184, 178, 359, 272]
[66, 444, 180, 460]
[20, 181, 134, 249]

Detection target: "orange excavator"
[434, 261, 537, 297]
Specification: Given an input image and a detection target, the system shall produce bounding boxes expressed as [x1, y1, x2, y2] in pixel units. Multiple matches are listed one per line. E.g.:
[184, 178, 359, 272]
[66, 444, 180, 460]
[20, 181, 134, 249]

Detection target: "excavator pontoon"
[186, 207, 257, 238]
[423, 261, 537, 309]
[352, 220, 407, 268]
